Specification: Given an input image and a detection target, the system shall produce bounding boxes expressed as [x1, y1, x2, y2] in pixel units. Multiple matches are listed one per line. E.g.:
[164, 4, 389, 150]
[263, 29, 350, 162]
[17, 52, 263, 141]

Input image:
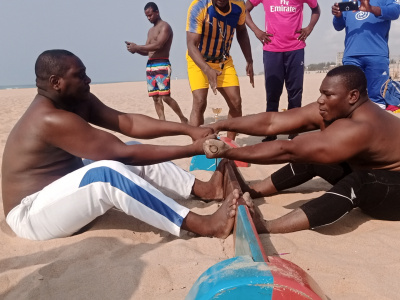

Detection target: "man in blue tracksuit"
[332, 0, 400, 108]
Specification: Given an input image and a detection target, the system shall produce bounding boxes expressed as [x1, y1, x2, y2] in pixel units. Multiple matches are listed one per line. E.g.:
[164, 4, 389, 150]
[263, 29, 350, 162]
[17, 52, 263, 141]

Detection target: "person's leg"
[247, 163, 351, 198]
[217, 86, 242, 140]
[152, 95, 166, 120]
[182, 189, 239, 238]
[156, 60, 188, 123]
[146, 59, 164, 119]
[6, 160, 240, 240]
[161, 95, 188, 123]
[344, 55, 388, 108]
[264, 51, 284, 112]
[124, 154, 241, 201]
[354, 170, 400, 221]
[189, 88, 209, 127]
[247, 169, 400, 234]
[191, 158, 250, 200]
[263, 51, 284, 141]
[284, 49, 304, 110]
[362, 55, 389, 108]
[187, 54, 210, 127]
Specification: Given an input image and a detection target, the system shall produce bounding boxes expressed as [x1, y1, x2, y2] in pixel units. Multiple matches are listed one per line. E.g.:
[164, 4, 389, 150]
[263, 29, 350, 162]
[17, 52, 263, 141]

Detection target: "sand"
[1, 73, 400, 299]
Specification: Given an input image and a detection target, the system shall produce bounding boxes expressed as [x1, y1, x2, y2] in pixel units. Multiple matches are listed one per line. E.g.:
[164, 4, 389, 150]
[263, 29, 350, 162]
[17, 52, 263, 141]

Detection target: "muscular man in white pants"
[2, 50, 241, 241]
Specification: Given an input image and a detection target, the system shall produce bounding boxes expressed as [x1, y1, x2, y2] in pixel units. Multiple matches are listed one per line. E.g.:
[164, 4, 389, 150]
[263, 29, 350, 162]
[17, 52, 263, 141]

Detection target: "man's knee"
[191, 90, 208, 111]
[87, 160, 127, 171]
[152, 95, 161, 103]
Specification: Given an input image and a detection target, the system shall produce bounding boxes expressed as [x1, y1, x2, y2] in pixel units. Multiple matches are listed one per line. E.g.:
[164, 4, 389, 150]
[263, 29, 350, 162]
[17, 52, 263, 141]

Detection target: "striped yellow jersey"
[186, 0, 246, 62]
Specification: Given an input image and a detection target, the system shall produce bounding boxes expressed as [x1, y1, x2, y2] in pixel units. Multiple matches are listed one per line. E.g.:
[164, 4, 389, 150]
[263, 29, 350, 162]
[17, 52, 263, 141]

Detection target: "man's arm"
[44, 108, 209, 166]
[209, 102, 322, 136]
[332, 3, 346, 31]
[236, 23, 254, 87]
[296, 3, 321, 41]
[206, 118, 371, 166]
[126, 23, 171, 56]
[360, 0, 400, 19]
[86, 94, 213, 141]
[186, 31, 221, 95]
[245, 1, 273, 45]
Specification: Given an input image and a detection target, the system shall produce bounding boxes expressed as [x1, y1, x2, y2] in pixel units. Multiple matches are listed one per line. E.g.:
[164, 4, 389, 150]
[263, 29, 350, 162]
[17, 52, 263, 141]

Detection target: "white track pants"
[6, 160, 194, 240]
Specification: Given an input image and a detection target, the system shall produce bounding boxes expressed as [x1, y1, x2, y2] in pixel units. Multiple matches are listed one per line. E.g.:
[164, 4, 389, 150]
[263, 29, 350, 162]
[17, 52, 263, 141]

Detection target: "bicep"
[44, 112, 126, 161]
[270, 103, 322, 133]
[245, 1, 254, 12]
[85, 95, 125, 132]
[186, 31, 201, 48]
[291, 122, 369, 164]
[155, 26, 171, 47]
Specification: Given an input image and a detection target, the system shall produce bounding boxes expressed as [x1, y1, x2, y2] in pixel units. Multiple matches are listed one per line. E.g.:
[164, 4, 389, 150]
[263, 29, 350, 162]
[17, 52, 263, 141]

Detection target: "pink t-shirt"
[250, 0, 318, 52]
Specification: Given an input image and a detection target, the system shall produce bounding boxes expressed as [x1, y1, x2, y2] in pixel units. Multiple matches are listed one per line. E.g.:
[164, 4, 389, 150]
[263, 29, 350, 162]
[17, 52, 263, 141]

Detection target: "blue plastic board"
[190, 155, 221, 171]
[186, 255, 274, 300]
[235, 205, 266, 262]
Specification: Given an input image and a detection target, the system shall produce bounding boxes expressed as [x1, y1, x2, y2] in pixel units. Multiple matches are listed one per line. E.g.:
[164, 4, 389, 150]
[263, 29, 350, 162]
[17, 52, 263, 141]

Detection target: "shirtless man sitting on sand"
[203, 65, 400, 234]
[1, 49, 241, 241]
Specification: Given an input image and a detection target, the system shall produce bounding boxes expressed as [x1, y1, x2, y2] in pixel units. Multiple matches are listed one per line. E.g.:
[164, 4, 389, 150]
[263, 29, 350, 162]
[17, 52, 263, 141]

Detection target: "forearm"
[121, 114, 193, 139]
[135, 43, 162, 55]
[187, 43, 211, 73]
[221, 141, 294, 165]
[213, 112, 274, 136]
[236, 27, 253, 63]
[120, 143, 200, 166]
[333, 16, 345, 31]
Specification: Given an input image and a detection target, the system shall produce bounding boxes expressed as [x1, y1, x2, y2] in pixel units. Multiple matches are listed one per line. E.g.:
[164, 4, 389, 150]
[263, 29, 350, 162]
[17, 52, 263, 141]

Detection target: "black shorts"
[271, 163, 400, 228]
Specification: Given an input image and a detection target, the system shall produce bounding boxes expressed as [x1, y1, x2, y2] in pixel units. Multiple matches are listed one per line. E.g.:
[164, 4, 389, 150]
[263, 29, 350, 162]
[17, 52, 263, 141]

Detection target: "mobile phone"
[338, 1, 359, 11]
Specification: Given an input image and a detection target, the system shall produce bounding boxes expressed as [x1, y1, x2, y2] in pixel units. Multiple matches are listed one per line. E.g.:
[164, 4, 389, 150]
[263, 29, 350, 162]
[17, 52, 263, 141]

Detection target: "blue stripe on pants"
[79, 166, 184, 227]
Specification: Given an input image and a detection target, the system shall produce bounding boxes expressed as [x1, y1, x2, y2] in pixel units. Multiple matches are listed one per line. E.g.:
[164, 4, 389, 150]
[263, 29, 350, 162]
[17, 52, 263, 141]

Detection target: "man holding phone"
[332, 0, 400, 109]
[338, 1, 359, 11]
[126, 2, 188, 124]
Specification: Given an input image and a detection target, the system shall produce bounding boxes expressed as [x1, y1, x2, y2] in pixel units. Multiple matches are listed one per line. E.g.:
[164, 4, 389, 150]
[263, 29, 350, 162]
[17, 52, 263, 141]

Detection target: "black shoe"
[288, 133, 298, 140]
[262, 135, 277, 142]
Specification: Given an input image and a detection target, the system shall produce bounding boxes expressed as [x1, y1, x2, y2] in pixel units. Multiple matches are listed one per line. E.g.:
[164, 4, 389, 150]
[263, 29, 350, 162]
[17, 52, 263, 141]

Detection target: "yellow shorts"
[186, 54, 239, 91]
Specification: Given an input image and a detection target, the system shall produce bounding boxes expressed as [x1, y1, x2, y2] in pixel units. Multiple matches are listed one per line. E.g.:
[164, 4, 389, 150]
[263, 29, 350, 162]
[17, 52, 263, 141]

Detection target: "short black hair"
[327, 65, 368, 96]
[35, 49, 76, 80]
[144, 2, 158, 12]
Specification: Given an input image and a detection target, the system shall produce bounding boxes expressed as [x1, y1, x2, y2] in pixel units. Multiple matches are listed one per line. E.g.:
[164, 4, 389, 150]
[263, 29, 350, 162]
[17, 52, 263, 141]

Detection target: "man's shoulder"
[188, 0, 211, 16]
[231, 0, 246, 12]
[160, 20, 173, 31]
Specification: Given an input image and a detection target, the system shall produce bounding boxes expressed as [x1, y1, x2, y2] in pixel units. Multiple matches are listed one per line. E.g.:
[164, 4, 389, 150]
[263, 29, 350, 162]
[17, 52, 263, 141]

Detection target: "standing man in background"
[126, 2, 188, 123]
[332, 0, 400, 109]
[245, 0, 320, 142]
[186, 0, 254, 141]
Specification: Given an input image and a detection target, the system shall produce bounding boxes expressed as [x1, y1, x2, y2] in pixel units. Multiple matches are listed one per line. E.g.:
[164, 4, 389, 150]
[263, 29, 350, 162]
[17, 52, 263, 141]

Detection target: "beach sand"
[1, 73, 400, 299]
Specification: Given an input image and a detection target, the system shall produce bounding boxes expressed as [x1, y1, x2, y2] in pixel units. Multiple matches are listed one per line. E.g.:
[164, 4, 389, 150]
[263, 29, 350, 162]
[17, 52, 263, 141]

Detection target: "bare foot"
[192, 159, 229, 201]
[203, 139, 231, 158]
[180, 117, 189, 124]
[243, 192, 269, 234]
[182, 189, 239, 239]
[207, 189, 239, 238]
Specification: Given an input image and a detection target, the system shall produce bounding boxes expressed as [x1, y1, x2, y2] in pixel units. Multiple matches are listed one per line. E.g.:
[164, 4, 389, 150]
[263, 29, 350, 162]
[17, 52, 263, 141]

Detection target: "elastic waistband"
[148, 57, 169, 61]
